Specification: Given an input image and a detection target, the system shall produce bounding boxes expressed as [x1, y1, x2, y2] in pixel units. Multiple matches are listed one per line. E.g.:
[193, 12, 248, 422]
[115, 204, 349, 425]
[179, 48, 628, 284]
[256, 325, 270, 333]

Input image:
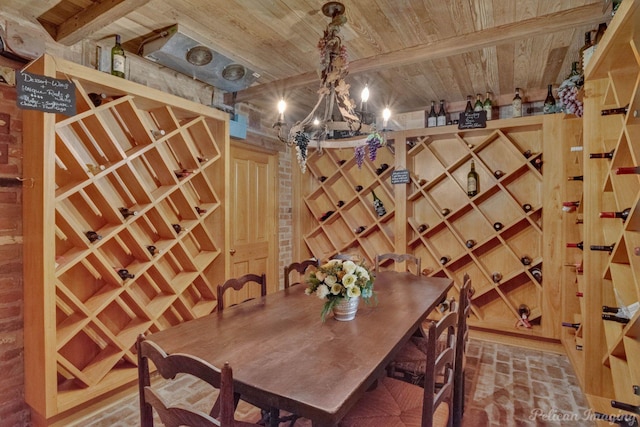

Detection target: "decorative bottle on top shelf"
[111, 35, 126, 78]
[473, 94, 483, 112]
[599, 208, 630, 222]
[426, 101, 437, 128]
[483, 92, 493, 120]
[543, 85, 556, 114]
[436, 100, 447, 126]
[512, 88, 522, 118]
[601, 105, 629, 116]
[371, 191, 386, 217]
[590, 243, 615, 253]
[467, 160, 478, 197]
[85, 230, 102, 243]
[464, 96, 473, 114]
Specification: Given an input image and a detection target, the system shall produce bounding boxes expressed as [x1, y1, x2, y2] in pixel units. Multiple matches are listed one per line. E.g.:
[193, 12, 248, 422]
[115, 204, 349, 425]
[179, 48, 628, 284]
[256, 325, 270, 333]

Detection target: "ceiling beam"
[227, 2, 603, 105]
[40, 0, 152, 45]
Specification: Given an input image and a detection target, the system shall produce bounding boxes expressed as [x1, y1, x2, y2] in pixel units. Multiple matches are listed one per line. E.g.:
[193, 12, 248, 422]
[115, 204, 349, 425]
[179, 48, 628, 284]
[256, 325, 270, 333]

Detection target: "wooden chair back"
[452, 274, 472, 427]
[137, 335, 240, 427]
[216, 273, 267, 312]
[284, 258, 319, 288]
[375, 253, 422, 276]
[422, 306, 458, 427]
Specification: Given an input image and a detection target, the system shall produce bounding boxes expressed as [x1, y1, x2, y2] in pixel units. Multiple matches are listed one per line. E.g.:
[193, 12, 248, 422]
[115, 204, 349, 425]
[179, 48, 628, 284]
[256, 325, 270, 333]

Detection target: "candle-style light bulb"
[382, 107, 391, 128]
[277, 99, 286, 122]
[313, 117, 320, 126]
[360, 85, 370, 111]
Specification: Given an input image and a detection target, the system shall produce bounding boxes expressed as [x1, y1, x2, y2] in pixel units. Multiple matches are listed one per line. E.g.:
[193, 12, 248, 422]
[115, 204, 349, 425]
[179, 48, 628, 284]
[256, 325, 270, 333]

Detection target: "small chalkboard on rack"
[458, 111, 487, 129]
[16, 71, 76, 116]
[391, 169, 411, 185]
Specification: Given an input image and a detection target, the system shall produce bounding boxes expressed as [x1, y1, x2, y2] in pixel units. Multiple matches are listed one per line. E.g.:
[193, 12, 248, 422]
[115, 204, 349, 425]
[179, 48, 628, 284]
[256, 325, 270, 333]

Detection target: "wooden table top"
[148, 271, 453, 426]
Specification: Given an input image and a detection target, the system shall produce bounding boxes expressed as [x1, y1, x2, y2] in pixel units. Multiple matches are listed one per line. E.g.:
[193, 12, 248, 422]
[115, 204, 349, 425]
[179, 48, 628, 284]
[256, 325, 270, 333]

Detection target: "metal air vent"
[142, 25, 260, 92]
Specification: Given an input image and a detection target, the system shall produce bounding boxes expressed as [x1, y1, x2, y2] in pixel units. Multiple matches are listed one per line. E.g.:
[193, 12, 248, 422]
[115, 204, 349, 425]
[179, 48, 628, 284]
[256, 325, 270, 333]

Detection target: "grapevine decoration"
[294, 131, 310, 173]
[366, 132, 383, 162]
[557, 64, 584, 117]
[354, 144, 366, 168]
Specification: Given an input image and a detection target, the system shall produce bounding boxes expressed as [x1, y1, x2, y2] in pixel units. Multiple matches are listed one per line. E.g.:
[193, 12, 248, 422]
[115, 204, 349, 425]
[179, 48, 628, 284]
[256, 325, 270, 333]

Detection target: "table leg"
[269, 407, 279, 427]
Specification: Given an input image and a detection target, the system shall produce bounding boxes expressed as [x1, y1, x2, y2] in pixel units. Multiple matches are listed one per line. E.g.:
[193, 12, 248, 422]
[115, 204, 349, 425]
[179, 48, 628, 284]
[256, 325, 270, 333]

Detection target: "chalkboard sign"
[16, 71, 76, 116]
[458, 111, 487, 129]
[391, 169, 411, 184]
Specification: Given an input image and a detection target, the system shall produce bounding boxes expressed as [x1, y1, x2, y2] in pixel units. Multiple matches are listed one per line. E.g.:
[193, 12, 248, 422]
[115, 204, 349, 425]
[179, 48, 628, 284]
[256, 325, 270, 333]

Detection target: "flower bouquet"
[305, 258, 376, 321]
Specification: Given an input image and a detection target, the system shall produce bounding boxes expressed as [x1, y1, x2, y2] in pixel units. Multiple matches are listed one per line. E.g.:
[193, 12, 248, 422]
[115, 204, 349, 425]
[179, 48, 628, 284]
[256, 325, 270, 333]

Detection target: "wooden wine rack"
[571, 0, 640, 417]
[298, 115, 566, 337]
[23, 55, 229, 424]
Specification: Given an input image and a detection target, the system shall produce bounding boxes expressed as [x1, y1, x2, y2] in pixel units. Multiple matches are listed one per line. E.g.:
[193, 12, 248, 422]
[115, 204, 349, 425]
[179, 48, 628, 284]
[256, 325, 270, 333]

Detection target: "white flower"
[356, 266, 369, 280]
[331, 283, 343, 295]
[325, 275, 337, 286]
[316, 284, 330, 299]
[324, 259, 341, 268]
[342, 273, 356, 287]
[347, 286, 361, 298]
[342, 260, 357, 274]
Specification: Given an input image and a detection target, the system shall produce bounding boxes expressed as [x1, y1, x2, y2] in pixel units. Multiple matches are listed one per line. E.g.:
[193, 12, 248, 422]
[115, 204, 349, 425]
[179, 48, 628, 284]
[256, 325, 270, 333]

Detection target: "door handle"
[229, 249, 236, 255]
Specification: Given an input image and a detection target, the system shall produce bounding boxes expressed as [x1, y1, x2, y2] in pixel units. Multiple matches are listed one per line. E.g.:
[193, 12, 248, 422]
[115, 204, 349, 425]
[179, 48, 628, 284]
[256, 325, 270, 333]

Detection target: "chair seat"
[338, 377, 450, 427]
[392, 335, 449, 384]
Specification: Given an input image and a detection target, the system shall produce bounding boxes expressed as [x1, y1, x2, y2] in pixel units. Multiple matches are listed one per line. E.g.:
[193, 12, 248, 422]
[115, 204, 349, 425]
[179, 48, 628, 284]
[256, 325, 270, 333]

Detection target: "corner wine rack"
[298, 115, 561, 337]
[574, 0, 640, 417]
[23, 55, 228, 424]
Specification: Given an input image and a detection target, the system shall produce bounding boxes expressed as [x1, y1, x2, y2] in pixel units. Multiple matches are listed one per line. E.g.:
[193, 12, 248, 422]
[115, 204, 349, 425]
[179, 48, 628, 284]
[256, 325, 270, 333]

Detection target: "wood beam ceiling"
[38, 0, 152, 45]
[227, 2, 603, 105]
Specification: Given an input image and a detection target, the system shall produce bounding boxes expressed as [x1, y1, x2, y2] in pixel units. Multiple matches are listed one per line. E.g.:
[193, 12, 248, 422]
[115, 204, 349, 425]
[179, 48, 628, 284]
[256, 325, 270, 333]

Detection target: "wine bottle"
[611, 0, 622, 16]
[441, 208, 451, 216]
[318, 176, 327, 182]
[319, 211, 334, 221]
[354, 225, 367, 234]
[590, 244, 615, 253]
[594, 22, 607, 48]
[566, 242, 584, 250]
[522, 203, 533, 213]
[417, 178, 427, 186]
[602, 305, 622, 314]
[531, 157, 543, 170]
[602, 314, 630, 324]
[195, 206, 207, 215]
[570, 145, 584, 152]
[175, 169, 193, 178]
[594, 412, 638, 427]
[601, 105, 629, 116]
[111, 35, 126, 78]
[465, 239, 476, 249]
[417, 224, 429, 233]
[85, 230, 102, 243]
[567, 175, 583, 181]
[493, 222, 503, 231]
[116, 268, 134, 280]
[492, 272, 502, 283]
[521, 256, 532, 266]
[376, 163, 389, 175]
[599, 207, 630, 222]
[530, 267, 542, 282]
[610, 400, 640, 415]
[562, 201, 580, 212]
[371, 191, 387, 217]
[543, 85, 556, 114]
[336, 200, 345, 208]
[562, 322, 581, 330]
[467, 160, 479, 197]
[86, 164, 106, 175]
[119, 207, 138, 219]
[197, 156, 209, 163]
[576, 218, 584, 224]
[146, 245, 158, 256]
[617, 166, 640, 175]
[172, 224, 183, 234]
[483, 92, 492, 120]
[523, 149, 533, 159]
[88, 92, 107, 107]
[590, 150, 614, 159]
[493, 170, 504, 179]
[579, 31, 592, 74]
[473, 94, 483, 112]
[427, 100, 437, 128]
[512, 88, 522, 118]
[464, 96, 473, 114]
[151, 129, 166, 138]
[576, 292, 584, 297]
[440, 256, 450, 265]
[436, 99, 447, 126]
[355, 185, 363, 192]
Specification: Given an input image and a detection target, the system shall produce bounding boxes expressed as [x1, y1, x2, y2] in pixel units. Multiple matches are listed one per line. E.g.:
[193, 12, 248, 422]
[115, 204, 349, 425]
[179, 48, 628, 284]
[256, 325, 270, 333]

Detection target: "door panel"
[226, 144, 277, 307]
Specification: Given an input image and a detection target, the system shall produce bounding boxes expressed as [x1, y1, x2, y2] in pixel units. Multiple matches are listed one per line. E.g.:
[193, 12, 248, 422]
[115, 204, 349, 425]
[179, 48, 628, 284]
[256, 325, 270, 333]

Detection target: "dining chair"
[284, 258, 320, 289]
[375, 253, 422, 276]
[136, 334, 259, 427]
[216, 273, 267, 312]
[332, 253, 362, 261]
[453, 274, 472, 427]
[338, 306, 458, 427]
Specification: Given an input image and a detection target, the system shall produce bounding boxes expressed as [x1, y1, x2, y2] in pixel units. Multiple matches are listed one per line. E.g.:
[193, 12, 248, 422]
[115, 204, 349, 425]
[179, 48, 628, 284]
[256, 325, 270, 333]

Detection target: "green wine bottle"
[111, 35, 126, 78]
[467, 160, 479, 197]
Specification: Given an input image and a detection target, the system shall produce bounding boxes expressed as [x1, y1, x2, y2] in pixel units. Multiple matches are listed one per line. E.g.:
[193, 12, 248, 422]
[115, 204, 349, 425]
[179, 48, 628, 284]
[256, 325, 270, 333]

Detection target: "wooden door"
[226, 142, 278, 306]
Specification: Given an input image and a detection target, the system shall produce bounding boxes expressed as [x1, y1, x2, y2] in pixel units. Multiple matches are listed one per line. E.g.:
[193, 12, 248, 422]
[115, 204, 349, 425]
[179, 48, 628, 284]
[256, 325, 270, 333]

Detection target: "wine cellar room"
[0, 0, 639, 426]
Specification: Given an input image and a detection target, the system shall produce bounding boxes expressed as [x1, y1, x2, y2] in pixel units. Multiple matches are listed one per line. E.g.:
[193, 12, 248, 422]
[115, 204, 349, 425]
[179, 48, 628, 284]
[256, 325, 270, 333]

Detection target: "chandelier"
[273, 2, 390, 170]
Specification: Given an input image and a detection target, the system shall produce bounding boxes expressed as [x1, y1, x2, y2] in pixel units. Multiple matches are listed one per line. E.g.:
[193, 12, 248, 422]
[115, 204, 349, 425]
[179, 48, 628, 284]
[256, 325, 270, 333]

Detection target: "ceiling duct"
[142, 25, 260, 93]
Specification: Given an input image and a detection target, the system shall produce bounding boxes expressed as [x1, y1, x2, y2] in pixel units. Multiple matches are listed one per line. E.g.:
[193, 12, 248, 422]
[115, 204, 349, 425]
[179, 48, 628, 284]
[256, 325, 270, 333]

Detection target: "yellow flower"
[347, 286, 361, 298]
[325, 275, 337, 286]
[342, 273, 356, 287]
[331, 283, 343, 295]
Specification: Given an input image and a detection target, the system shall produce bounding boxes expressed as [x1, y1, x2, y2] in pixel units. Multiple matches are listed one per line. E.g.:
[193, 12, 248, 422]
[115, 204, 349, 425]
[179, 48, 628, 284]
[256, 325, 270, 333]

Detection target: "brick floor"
[68, 338, 594, 427]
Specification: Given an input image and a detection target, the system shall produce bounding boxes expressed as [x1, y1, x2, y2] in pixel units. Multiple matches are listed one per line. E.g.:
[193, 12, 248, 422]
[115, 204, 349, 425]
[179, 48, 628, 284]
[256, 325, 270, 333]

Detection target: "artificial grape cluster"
[557, 74, 584, 117]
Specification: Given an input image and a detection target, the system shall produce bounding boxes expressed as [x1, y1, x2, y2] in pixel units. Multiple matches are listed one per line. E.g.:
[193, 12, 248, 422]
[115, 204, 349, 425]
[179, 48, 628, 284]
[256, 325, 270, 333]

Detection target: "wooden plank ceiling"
[9, 0, 611, 122]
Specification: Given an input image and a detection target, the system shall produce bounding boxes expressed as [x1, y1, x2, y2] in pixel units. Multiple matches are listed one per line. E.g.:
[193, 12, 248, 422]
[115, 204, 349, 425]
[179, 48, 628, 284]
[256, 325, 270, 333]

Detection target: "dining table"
[147, 270, 453, 427]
